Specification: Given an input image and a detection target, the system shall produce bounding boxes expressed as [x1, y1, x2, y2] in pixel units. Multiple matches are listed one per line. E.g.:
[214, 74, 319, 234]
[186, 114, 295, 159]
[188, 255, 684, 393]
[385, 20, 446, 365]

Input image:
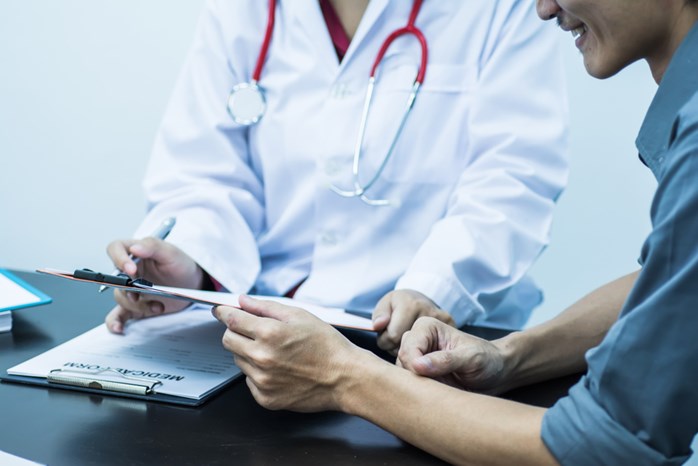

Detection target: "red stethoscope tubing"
[244, 0, 429, 205]
[252, 0, 277, 83]
[370, 0, 427, 83]
[251, 0, 427, 85]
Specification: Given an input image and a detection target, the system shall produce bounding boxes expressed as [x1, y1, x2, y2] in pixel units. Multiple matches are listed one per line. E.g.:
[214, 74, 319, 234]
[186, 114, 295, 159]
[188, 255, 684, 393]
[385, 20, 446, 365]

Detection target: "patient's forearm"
[340, 354, 557, 466]
[334, 271, 638, 463]
[497, 270, 639, 390]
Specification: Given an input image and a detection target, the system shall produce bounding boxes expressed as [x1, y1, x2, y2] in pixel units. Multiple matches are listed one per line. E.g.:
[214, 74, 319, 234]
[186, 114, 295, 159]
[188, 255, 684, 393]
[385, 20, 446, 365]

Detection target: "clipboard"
[0, 372, 222, 407]
[0, 269, 52, 312]
[36, 268, 375, 331]
[2, 308, 243, 406]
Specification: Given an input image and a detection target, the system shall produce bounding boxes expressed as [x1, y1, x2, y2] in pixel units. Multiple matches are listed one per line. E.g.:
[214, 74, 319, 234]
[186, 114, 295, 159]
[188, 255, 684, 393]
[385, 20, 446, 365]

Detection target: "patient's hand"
[213, 296, 374, 412]
[397, 317, 510, 395]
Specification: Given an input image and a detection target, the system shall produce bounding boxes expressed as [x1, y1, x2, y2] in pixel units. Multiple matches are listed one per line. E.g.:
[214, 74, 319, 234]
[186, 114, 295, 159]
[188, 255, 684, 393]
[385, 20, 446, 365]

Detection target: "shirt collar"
[636, 20, 698, 175]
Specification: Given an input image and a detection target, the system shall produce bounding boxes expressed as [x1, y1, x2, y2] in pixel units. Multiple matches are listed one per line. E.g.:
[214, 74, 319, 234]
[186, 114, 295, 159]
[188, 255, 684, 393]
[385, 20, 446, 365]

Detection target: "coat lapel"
[280, 0, 390, 76]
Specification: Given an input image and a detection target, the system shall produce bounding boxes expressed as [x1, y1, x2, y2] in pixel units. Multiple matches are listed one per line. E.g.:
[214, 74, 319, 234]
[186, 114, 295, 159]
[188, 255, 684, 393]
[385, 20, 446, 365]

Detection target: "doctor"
[105, 0, 568, 351]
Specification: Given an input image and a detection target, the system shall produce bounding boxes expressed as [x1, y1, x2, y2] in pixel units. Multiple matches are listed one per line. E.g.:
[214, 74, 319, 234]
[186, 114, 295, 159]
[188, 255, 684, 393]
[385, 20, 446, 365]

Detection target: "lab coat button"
[331, 83, 350, 99]
[320, 231, 338, 245]
[324, 159, 342, 176]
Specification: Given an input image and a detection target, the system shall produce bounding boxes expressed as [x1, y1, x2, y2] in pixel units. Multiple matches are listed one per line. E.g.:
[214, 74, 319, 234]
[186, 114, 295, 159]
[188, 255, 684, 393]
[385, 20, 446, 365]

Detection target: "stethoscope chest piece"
[227, 81, 266, 126]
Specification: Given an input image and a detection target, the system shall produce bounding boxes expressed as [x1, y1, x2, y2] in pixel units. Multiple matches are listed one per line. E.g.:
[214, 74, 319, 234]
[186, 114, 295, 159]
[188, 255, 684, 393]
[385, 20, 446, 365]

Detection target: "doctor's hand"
[214, 296, 374, 413]
[373, 290, 455, 355]
[397, 317, 511, 395]
[105, 237, 206, 334]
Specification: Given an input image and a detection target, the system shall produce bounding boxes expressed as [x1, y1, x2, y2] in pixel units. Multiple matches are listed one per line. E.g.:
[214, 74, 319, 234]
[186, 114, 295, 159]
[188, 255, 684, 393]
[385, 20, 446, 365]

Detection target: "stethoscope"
[227, 0, 428, 206]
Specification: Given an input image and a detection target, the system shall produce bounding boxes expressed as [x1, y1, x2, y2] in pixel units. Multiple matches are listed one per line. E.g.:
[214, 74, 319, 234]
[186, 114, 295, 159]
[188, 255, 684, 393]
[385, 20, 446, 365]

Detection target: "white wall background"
[1, 0, 206, 274]
[526, 52, 656, 326]
[1, 1, 657, 326]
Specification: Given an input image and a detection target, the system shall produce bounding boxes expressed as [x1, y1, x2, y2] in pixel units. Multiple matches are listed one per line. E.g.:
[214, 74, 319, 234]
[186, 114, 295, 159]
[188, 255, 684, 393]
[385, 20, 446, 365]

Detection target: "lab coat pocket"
[364, 63, 475, 186]
[376, 62, 474, 94]
[420, 64, 474, 93]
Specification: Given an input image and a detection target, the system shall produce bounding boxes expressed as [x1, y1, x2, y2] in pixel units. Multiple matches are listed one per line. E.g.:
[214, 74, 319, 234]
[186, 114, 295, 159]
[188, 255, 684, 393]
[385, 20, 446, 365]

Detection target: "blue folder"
[0, 269, 52, 312]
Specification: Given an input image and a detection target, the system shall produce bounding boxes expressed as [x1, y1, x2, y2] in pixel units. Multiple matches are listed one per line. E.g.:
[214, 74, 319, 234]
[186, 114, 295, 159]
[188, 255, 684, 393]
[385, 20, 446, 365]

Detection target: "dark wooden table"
[0, 270, 580, 465]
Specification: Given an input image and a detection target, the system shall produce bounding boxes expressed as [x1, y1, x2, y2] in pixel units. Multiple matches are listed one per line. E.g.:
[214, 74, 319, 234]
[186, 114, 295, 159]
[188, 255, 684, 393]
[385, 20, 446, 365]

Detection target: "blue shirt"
[541, 21, 698, 465]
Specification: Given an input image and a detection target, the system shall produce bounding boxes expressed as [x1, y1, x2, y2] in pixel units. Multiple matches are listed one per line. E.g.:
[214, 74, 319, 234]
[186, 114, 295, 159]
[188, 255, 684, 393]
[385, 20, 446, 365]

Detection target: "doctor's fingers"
[373, 289, 439, 330]
[105, 305, 140, 334]
[125, 237, 186, 267]
[112, 289, 176, 319]
[107, 293, 190, 334]
[376, 310, 417, 355]
[105, 237, 178, 278]
[371, 294, 395, 332]
[106, 239, 139, 276]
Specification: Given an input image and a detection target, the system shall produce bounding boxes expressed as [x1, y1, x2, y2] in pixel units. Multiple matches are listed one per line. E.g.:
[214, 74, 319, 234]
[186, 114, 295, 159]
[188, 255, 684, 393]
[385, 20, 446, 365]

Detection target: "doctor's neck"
[326, 0, 369, 40]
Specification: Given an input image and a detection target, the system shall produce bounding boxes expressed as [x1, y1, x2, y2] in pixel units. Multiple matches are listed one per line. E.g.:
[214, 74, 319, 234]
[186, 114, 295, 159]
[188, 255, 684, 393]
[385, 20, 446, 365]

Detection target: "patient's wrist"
[493, 331, 527, 391]
[335, 349, 387, 416]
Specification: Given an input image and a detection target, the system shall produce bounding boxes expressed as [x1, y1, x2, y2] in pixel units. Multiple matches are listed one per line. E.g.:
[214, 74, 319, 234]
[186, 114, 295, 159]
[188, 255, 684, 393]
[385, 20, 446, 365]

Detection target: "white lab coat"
[136, 0, 569, 328]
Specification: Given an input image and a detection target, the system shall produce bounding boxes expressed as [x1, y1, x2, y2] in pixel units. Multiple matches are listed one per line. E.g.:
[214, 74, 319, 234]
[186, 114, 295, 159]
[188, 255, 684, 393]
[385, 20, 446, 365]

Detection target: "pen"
[98, 217, 177, 293]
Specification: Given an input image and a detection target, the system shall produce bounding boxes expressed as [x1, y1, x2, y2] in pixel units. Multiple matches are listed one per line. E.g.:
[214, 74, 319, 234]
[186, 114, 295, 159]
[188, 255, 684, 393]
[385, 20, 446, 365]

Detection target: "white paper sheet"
[144, 284, 375, 331]
[7, 306, 241, 400]
[0, 450, 43, 466]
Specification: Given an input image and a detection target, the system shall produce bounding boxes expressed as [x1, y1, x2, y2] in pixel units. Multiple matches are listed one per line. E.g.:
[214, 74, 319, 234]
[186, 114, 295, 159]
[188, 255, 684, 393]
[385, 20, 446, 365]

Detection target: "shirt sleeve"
[134, 0, 266, 293]
[541, 97, 698, 465]
[396, 1, 569, 326]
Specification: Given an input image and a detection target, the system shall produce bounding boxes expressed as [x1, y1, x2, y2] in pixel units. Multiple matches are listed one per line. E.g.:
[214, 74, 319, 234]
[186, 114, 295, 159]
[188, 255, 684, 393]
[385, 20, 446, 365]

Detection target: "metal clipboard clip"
[73, 269, 153, 288]
[47, 367, 163, 396]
